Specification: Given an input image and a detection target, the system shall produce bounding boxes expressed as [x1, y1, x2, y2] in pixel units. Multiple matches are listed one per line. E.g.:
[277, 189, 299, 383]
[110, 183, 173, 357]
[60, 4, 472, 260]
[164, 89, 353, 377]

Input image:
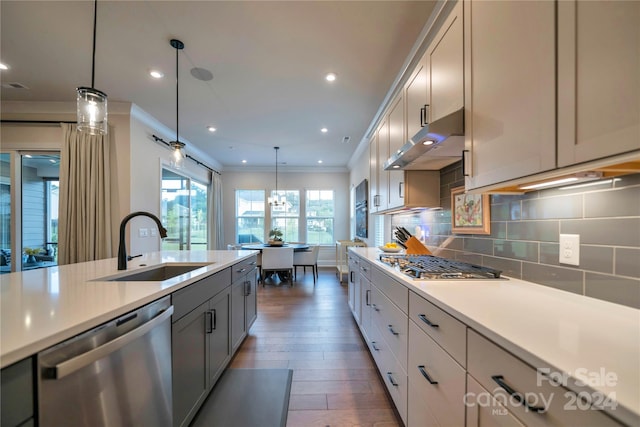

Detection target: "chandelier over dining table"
[268, 146, 286, 207]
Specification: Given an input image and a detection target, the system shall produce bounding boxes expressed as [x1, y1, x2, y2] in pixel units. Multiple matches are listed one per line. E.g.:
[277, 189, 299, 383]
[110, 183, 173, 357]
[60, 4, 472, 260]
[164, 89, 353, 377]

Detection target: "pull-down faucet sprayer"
[118, 211, 168, 270]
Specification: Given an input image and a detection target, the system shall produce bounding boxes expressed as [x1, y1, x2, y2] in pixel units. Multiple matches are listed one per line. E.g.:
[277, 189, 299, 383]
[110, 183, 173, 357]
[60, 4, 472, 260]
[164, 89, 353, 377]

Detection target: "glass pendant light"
[169, 39, 185, 169]
[77, 0, 108, 135]
[268, 147, 287, 207]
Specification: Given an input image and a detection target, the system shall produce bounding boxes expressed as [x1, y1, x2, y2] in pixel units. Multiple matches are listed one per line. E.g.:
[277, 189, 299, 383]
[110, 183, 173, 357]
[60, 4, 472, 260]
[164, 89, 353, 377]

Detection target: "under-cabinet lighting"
[150, 70, 164, 79]
[559, 178, 621, 190]
[422, 140, 435, 146]
[519, 177, 579, 190]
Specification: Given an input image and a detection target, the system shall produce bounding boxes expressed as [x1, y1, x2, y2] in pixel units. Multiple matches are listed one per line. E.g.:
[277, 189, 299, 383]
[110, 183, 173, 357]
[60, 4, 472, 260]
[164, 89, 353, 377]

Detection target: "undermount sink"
[98, 263, 213, 282]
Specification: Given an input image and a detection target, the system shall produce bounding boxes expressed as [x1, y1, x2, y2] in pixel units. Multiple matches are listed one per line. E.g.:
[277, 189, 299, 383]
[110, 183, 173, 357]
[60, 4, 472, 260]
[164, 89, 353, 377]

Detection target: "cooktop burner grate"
[379, 254, 503, 280]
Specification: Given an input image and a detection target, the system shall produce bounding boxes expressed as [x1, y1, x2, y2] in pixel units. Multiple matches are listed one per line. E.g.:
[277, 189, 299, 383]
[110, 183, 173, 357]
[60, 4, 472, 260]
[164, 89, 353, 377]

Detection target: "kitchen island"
[349, 247, 640, 427]
[1, 249, 259, 427]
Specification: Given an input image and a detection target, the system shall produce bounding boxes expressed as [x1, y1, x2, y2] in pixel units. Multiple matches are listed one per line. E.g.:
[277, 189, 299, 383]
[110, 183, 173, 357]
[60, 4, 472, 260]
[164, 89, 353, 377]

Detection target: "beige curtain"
[58, 123, 113, 264]
[208, 171, 224, 249]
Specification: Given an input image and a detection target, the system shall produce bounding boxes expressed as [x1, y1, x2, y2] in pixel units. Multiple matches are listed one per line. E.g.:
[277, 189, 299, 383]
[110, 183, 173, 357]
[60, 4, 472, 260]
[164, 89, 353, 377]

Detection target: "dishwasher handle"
[43, 305, 174, 380]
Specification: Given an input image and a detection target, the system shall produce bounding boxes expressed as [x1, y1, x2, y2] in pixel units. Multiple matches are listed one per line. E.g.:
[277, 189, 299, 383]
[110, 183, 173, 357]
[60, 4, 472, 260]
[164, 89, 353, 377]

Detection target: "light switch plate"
[139, 228, 149, 238]
[559, 234, 580, 266]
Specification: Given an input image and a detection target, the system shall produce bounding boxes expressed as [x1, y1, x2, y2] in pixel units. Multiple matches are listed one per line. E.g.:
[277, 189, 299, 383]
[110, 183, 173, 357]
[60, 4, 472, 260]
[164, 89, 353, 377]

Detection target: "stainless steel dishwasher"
[37, 296, 173, 427]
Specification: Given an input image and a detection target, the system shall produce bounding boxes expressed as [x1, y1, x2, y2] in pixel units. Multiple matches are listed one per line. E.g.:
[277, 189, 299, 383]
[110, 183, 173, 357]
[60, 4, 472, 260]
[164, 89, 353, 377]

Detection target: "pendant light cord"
[91, 0, 97, 88]
[175, 43, 179, 142]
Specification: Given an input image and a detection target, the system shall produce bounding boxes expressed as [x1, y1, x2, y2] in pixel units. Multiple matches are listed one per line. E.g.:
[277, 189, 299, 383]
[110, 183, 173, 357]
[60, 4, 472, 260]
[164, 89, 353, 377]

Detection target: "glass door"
[161, 168, 208, 251]
[0, 154, 11, 273]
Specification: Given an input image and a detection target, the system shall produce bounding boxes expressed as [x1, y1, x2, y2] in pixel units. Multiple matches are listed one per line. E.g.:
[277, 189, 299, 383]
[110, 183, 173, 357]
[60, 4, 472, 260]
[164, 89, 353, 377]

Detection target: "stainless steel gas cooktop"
[378, 254, 504, 280]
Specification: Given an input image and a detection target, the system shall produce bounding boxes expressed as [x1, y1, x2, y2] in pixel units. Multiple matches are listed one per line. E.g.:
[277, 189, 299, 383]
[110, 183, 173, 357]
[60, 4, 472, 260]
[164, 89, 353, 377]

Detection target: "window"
[160, 169, 208, 250]
[236, 190, 265, 243]
[306, 190, 334, 244]
[271, 190, 299, 242]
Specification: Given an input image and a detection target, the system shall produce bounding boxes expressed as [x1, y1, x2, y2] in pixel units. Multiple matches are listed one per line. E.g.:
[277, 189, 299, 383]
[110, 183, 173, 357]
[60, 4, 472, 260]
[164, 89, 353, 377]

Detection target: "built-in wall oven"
[37, 296, 174, 426]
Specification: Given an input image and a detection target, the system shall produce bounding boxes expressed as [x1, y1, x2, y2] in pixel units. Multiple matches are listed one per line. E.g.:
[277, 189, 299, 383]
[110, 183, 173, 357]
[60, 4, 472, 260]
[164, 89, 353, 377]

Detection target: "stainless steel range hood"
[384, 108, 464, 171]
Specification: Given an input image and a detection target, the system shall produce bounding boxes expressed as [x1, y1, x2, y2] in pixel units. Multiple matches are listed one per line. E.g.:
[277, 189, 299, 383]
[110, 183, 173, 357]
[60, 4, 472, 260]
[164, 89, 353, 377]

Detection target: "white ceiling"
[1, 1, 436, 171]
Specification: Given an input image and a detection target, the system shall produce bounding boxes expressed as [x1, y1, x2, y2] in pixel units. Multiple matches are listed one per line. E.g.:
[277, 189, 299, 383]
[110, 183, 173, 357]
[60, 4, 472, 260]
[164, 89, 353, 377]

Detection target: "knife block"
[405, 236, 432, 255]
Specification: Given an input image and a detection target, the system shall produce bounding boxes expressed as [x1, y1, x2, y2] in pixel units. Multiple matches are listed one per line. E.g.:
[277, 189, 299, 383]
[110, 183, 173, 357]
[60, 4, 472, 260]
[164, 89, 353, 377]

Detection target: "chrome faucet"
[118, 211, 168, 270]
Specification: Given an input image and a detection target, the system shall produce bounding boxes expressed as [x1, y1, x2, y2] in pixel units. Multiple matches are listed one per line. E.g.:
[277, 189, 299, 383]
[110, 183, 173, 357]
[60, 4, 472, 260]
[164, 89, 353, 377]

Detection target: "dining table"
[241, 243, 310, 283]
[241, 243, 309, 251]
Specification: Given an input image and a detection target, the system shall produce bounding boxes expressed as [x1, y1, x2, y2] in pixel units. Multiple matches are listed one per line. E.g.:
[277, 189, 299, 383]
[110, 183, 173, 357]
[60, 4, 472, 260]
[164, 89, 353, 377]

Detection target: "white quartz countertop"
[352, 247, 640, 426]
[0, 250, 257, 368]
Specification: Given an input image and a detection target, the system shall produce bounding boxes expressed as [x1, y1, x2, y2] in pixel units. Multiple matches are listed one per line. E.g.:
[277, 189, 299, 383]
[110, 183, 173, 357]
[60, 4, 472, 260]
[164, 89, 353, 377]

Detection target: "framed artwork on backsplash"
[451, 186, 491, 235]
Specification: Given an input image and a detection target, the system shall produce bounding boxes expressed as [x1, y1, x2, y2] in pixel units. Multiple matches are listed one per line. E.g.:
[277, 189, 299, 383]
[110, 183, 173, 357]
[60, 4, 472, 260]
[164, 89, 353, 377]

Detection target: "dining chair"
[293, 245, 320, 285]
[261, 247, 294, 286]
[227, 244, 242, 250]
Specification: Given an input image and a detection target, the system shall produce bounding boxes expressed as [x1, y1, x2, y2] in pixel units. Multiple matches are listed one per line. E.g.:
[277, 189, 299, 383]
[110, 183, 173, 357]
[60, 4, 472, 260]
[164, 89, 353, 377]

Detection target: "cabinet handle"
[212, 309, 217, 331]
[387, 325, 399, 336]
[372, 304, 379, 312]
[365, 289, 370, 306]
[491, 375, 546, 413]
[420, 106, 425, 127]
[206, 310, 213, 334]
[399, 182, 404, 198]
[418, 365, 438, 385]
[350, 271, 354, 283]
[418, 314, 439, 328]
[387, 372, 399, 387]
[249, 261, 257, 266]
[236, 267, 247, 273]
[374, 195, 380, 207]
[371, 341, 380, 351]
[245, 280, 251, 296]
[462, 149, 470, 177]
[422, 104, 430, 126]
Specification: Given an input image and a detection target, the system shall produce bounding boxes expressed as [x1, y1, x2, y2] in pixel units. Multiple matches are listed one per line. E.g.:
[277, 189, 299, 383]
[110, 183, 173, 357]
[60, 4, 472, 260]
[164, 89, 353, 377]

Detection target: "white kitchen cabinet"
[408, 321, 465, 427]
[463, 0, 556, 190]
[467, 329, 623, 427]
[557, 0, 640, 167]
[405, 51, 428, 141]
[426, 0, 463, 123]
[388, 93, 406, 209]
[358, 259, 373, 342]
[372, 118, 389, 212]
[368, 135, 380, 213]
[466, 375, 526, 427]
[405, 0, 463, 141]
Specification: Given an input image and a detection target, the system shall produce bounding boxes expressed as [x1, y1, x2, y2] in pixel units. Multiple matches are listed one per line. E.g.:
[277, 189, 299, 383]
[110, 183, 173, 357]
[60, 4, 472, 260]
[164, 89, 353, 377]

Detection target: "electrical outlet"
[139, 228, 149, 238]
[559, 234, 580, 266]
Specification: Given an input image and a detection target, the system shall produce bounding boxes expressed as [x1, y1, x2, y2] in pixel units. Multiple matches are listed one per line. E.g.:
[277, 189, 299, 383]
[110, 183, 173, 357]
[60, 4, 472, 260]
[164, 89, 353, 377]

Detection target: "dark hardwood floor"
[230, 267, 401, 427]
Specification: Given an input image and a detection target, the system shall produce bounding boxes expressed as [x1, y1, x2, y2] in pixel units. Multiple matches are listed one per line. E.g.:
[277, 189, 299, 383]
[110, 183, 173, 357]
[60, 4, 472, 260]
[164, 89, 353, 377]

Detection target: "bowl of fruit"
[378, 242, 402, 253]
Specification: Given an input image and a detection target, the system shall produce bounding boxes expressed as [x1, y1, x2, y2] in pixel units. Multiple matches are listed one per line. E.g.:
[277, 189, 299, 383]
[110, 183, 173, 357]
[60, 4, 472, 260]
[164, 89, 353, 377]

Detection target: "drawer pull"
[418, 365, 438, 385]
[371, 341, 380, 351]
[386, 372, 399, 387]
[387, 325, 399, 336]
[491, 375, 546, 413]
[418, 314, 439, 328]
[236, 267, 247, 273]
[372, 304, 379, 312]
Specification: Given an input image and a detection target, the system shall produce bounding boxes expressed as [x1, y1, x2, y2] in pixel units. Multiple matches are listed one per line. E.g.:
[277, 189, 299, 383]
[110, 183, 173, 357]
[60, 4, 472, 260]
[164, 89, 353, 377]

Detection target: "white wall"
[222, 170, 350, 265]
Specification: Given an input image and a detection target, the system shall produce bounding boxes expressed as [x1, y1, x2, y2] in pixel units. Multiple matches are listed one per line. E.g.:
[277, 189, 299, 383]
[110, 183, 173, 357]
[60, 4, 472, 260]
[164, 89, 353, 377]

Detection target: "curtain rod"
[152, 134, 220, 175]
[0, 120, 75, 125]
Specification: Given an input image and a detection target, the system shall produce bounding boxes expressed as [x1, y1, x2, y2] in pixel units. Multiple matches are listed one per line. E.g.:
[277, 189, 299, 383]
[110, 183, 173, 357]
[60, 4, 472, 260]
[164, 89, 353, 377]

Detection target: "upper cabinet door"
[388, 93, 405, 209]
[369, 135, 379, 213]
[464, 0, 556, 190]
[557, 0, 640, 167]
[427, 0, 464, 123]
[405, 53, 428, 140]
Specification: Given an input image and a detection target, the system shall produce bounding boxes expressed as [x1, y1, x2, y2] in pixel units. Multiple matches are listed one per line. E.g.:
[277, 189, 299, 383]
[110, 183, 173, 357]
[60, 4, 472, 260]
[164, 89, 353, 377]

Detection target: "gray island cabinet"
[171, 255, 257, 427]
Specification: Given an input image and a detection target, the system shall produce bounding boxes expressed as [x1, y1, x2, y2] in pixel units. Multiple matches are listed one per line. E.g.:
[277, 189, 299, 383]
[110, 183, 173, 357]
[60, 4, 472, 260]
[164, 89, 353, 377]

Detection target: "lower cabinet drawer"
[371, 285, 408, 371]
[466, 374, 526, 427]
[409, 290, 467, 367]
[467, 329, 623, 427]
[408, 321, 465, 427]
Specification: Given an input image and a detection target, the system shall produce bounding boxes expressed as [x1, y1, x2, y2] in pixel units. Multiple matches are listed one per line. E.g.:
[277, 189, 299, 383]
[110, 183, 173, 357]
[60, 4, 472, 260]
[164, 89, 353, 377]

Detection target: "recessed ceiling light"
[321, 127, 328, 133]
[325, 72, 336, 82]
[318, 160, 323, 164]
[207, 126, 217, 132]
[0, 63, 8, 70]
[149, 70, 164, 79]
[242, 159, 247, 164]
